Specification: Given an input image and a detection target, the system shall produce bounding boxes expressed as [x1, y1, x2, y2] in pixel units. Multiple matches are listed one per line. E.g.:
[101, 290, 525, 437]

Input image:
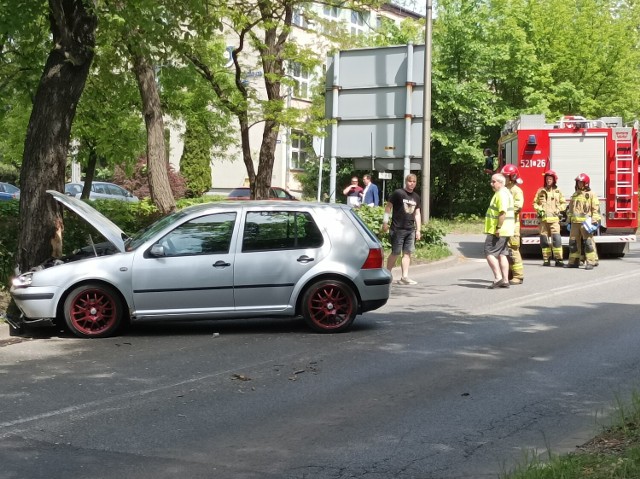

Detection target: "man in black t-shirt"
[381, 174, 422, 285]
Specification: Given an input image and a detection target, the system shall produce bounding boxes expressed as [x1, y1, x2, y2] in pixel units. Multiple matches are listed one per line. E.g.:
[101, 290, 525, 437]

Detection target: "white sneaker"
[398, 277, 417, 285]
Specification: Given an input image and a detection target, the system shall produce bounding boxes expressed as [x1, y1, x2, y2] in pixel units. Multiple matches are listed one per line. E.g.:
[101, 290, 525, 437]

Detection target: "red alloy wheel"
[302, 280, 357, 333]
[64, 284, 122, 338]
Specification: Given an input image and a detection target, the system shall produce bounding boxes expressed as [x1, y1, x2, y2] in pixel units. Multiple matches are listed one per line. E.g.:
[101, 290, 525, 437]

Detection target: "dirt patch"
[0, 289, 9, 314]
[575, 423, 639, 457]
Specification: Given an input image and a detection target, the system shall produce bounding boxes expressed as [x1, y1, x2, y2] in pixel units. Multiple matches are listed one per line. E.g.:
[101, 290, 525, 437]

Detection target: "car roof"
[66, 181, 118, 186]
[183, 200, 342, 211]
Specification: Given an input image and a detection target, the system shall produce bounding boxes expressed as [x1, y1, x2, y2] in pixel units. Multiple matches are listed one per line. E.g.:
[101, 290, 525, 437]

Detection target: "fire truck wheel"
[598, 243, 628, 258]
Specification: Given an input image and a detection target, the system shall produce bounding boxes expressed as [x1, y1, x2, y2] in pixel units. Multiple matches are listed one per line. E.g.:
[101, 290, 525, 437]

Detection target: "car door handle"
[213, 260, 231, 268]
[297, 255, 315, 263]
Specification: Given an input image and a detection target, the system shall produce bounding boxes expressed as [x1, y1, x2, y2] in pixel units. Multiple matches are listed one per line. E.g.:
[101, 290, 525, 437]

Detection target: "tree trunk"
[255, 119, 279, 199]
[238, 113, 256, 198]
[16, 0, 96, 274]
[252, 10, 288, 200]
[8, 0, 97, 330]
[81, 142, 97, 199]
[131, 52, 175, 215]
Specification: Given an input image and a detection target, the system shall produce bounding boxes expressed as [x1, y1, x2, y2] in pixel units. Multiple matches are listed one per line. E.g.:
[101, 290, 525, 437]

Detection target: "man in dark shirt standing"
[381, 173, 422, 285]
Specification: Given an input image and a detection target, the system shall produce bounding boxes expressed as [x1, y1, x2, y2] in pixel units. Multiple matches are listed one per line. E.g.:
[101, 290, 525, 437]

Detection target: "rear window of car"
[229, 188, 250, 198]
[348, 209, 381, 244]
[1, 183, 19, 193]
[65, 184, 82, 195]
[242, 211, 323, 252]
[271, 188, 289, 199]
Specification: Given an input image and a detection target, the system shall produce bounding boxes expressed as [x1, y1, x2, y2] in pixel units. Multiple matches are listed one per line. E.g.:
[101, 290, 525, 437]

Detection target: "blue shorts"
[390, 229, 416, 255]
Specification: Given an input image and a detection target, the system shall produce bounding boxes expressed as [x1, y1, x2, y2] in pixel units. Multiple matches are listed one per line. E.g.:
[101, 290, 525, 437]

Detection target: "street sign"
[378, 172, 392, 180]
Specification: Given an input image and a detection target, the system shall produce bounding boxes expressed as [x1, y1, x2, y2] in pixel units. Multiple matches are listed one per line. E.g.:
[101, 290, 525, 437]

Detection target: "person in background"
[501, 164, 525, 285]
[483, 148, 498, 174]
[382, 174, 422, 285]
[343, 176, 363, 208]
[484, 173, 515, 289]
[533, 170, 566, 267]
[567, 173, 601, 270]
[362, 174, 380, 207]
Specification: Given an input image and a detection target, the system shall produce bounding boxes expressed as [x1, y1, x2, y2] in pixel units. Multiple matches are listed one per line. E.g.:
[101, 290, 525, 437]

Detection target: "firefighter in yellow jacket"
[501, 164, 524, 284]
[533, 170, 567, 266]
[567, 173, 601, 270]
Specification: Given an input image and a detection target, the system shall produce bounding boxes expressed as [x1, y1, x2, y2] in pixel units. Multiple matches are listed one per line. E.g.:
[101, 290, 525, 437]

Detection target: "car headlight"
[12, 272, 33, 288]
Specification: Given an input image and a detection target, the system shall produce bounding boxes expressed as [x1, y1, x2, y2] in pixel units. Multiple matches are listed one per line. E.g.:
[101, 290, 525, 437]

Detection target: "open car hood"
[47, 190, 128, 253]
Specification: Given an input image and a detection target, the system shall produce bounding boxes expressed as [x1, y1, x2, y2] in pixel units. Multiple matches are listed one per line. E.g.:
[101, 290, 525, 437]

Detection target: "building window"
[290, 62, 310, 99]
[350, 10, 367, 36]
[291, 131, 309, 170]
[323, 5, 339, 18]
[293, 7, 308, 28]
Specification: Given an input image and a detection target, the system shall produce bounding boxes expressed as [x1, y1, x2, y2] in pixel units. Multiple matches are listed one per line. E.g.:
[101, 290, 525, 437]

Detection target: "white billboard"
[325, 43, 426, 171]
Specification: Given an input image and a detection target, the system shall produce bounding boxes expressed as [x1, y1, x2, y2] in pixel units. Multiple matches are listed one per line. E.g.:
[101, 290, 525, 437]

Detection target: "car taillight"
[361, 247, 384, 269]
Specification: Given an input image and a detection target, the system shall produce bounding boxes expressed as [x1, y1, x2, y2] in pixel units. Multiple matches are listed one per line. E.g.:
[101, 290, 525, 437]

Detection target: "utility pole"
[421, 0, 433, 222]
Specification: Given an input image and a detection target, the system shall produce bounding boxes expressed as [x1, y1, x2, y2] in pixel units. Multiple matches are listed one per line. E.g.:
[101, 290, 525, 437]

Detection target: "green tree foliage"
[178, 0, 384, 200]
[0, 1, 49, 169]
[158, 57, 236, 194]
[427, 0, 498, 216]
[180, 118, 213, 197]
[487, 0, 640, 120]
[71, 33, 146, 183]
[428, 0, 640, 217]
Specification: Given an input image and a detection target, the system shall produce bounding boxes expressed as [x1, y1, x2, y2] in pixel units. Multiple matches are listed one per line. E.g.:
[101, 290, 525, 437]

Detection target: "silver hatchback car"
[10, 191, 391, 338]
[65, 181, 139, 202]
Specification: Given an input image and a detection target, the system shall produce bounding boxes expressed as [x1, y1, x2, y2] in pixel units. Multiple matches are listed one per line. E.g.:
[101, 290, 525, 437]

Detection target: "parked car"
[0, 182, 20, 201]
[9, 191, 391, 338]
[228, 186, 298, 201]
[65, 181, 138, 202]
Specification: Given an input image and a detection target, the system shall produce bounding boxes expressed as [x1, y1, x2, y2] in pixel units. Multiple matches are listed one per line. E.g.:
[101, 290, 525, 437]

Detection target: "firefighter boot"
[555, 260, 564, 267]
[566, 261, 579, 268]
[542, 260, 551, 266]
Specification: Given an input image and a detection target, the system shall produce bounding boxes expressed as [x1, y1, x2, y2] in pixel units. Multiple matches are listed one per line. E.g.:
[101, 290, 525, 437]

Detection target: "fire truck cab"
[498, 114, 639, 257]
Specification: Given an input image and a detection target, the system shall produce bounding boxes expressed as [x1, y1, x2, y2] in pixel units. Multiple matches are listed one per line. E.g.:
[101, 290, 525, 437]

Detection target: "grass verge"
[429, 216, 484, 235]
[502, 391, 640, 478]
[413, 243, 452, 262]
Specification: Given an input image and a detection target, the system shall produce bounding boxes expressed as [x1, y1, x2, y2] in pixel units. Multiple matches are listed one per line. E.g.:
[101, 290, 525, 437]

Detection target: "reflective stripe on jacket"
[484, 188, 515, 236]
[568, 190, 601, 223]
[508, 184, 524, 235]
[533, 186, 566, 223]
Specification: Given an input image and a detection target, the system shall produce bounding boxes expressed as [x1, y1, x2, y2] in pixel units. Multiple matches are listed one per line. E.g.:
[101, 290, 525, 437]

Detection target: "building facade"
[168, 2, 421, 198]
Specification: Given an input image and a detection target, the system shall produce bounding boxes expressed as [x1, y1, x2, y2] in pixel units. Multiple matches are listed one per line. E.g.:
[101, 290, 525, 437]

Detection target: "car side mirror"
[149, 244, 166, 257]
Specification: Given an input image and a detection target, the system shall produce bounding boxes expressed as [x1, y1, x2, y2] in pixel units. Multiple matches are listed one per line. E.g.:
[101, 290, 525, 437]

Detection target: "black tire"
[301, 279, 357, 333]
[8, 320, 26, 337]
[597, 242, 628, 258]
[63, 284, 123, 338]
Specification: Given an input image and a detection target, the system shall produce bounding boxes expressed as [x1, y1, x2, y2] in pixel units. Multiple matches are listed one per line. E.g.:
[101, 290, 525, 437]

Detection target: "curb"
[0, 321, 10, 340]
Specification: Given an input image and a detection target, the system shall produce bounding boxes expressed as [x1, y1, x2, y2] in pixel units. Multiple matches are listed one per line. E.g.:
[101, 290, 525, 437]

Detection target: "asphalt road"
[2, 235, 640, 479]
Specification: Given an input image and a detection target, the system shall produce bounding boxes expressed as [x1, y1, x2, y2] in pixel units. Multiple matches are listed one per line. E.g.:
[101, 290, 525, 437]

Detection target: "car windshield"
[125, 209, 191, 251]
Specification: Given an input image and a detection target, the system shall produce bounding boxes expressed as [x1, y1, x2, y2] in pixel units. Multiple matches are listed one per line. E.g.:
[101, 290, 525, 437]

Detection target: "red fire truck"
[498, 114, 639, 257]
